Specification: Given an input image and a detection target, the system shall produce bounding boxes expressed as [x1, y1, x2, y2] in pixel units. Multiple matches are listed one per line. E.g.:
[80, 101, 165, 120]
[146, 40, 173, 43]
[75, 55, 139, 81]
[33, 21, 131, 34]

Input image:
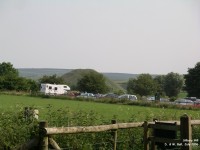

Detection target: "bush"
[1, 103, 200, 149]
[0, 106, 38, 149]
[0, 104, 144, 149]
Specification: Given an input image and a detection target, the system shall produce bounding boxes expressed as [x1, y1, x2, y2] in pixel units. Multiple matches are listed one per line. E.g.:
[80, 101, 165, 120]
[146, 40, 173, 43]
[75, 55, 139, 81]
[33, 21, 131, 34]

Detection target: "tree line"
[127, 73, 184, 99]
[0, 62, 38, 92]
[126, 62, 200, 99]
[0, 62, 200, 99]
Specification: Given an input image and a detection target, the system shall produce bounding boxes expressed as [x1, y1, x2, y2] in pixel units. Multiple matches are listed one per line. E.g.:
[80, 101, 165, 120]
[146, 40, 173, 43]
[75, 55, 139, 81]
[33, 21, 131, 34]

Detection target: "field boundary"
[21, 114, 200, 150]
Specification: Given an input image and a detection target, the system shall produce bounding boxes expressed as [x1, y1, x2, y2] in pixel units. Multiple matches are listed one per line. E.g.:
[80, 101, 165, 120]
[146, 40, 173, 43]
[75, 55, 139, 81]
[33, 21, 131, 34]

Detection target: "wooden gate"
[20, 114, 200, 150]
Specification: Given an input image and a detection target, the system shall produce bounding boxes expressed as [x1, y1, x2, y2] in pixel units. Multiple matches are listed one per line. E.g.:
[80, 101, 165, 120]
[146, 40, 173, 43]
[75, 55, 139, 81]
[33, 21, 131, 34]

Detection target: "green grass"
[1, 94, 200, 149]
[178, 91, 188, 98]
[1, 94, 200, 122]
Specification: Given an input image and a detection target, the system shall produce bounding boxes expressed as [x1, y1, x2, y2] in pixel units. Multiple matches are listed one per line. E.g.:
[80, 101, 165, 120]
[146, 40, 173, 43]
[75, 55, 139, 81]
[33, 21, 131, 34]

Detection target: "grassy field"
[1, 94, 200, 149]
[1, 94, 200, 122]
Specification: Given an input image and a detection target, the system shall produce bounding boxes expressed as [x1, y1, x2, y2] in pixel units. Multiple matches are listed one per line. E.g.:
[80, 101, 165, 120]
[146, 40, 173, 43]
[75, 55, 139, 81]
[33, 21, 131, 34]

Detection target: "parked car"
[185, 97, 197, 101]
[193, 99, 200, 106]
[118, 94, 137, 101]
[103, 93, 119, 99]
[173, 99, 194, 105]
[77, 92, 95, 98]
[147, 96, 155, 101]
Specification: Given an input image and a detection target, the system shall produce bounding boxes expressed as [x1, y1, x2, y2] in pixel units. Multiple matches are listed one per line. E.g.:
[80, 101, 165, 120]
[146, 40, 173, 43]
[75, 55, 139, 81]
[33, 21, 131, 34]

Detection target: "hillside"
[61, 69, 125, 92]
[18, 68, 138, 81]
[18, 68, 72, 80]
[103, 73, 138, 82]
[18, 68, 140, 92]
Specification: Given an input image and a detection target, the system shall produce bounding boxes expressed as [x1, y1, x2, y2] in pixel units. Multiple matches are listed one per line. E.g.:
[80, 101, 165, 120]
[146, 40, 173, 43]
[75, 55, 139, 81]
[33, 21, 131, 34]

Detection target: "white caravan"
[40, 83, 70, 95]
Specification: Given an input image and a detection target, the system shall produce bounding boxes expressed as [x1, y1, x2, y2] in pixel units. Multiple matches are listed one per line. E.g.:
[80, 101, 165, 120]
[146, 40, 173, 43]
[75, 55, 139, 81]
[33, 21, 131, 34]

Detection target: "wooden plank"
[191, 120, 200, 125]
[43, 120, 200, 135]
[149, 121, 180, 126]
[45, 122, 144, 135]
[49, 138, 61, 150]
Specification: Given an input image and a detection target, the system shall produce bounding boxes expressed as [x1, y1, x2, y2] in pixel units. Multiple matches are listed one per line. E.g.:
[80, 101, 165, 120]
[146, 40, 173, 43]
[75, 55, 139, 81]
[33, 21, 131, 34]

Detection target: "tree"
[154, 75, 166, 96]
[39, 74, 65, 84]
[1, 75, 19, 90]
[0, 62, 19, 90]
[184, 62, 200, 98]
[0, 62, 38, 92]
[0, 62, 18, 77]
[127, 74, 157, 96]
[15, 77, 39, 92]
[77, 72, 108, 94]
[163, 72, 184, 98]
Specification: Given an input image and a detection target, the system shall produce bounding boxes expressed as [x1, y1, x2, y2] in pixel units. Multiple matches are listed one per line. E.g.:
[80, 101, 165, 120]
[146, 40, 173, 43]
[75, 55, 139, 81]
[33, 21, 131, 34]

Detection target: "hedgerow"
[0, 104, 144, 149]
[1, 93, 200, 149]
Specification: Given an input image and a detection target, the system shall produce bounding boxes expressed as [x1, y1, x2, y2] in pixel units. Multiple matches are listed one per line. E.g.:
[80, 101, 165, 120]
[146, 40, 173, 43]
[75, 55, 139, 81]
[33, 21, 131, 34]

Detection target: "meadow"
[1, 94, 200, 149]
[1, 94, 200, 122]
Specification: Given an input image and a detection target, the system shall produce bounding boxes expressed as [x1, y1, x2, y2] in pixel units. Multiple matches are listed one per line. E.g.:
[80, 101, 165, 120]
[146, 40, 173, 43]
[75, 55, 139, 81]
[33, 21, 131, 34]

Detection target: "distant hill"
[18, 68, 138, 82]
[18, 68, 72, 80]
[103, 73, 138, 82]
[18, 68, 140, 91]
[61, 69, 125, 92]
[61, 69, 93, 85]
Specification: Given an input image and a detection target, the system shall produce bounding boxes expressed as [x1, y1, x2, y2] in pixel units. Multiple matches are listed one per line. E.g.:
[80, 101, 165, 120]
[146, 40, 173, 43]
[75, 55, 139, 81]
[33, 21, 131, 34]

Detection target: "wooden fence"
[22, 114, 200, 150]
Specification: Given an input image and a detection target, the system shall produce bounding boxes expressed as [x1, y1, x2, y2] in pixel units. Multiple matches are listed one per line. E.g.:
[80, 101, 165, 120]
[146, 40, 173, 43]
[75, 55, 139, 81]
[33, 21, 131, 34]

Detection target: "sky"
[0, 0, 200, 74]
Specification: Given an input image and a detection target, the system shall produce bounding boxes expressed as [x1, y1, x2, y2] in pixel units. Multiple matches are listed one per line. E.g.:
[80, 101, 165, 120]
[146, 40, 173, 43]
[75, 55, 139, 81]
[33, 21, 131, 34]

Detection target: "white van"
[40, 83, 70, 95]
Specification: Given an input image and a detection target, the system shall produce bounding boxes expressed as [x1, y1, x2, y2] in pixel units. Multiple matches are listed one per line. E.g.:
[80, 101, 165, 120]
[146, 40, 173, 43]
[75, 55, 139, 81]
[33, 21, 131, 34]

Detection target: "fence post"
[39, 121, 48, 150]
[111, 120, 117, 150]
[180, 114, 192, 150]
[143, 121, 149, 150]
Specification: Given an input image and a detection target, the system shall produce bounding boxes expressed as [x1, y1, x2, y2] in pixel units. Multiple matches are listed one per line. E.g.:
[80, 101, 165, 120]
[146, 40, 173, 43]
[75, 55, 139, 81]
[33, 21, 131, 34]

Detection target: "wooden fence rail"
[36, 114, 200, 150]
[44, 122, 144, 135]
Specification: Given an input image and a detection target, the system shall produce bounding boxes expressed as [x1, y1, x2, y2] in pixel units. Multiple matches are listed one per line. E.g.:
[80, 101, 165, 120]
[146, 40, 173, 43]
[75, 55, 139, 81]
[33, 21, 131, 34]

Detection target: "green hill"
[103, 73, 138, 81]
[17, 68, 141, 92]
[61, 69, 125, 92]
[18, 68, 72, 80]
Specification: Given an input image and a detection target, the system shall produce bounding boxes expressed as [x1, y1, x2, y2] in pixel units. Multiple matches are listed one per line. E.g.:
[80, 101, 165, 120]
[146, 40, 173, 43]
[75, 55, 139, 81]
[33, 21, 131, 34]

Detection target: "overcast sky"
[0, 0, 199, 74]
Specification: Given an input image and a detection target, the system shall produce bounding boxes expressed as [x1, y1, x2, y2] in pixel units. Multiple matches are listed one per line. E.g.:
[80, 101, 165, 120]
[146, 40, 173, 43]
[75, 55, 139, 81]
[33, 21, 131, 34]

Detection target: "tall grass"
[1, 94, 200, 149]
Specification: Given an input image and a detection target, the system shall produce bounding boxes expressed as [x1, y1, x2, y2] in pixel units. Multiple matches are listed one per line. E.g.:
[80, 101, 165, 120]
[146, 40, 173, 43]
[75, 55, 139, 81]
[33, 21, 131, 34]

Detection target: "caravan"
[40, 83, 70, 95]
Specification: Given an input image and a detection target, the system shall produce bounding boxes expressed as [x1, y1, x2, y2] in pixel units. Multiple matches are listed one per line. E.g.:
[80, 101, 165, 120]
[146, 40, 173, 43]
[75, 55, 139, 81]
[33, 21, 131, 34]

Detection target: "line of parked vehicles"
[76, 93, 200, 107]
[173, 97, 200, 106]
[77, 92, 138, 101]
[40, 84, 199, 107]
[40, 83, 138, 101]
